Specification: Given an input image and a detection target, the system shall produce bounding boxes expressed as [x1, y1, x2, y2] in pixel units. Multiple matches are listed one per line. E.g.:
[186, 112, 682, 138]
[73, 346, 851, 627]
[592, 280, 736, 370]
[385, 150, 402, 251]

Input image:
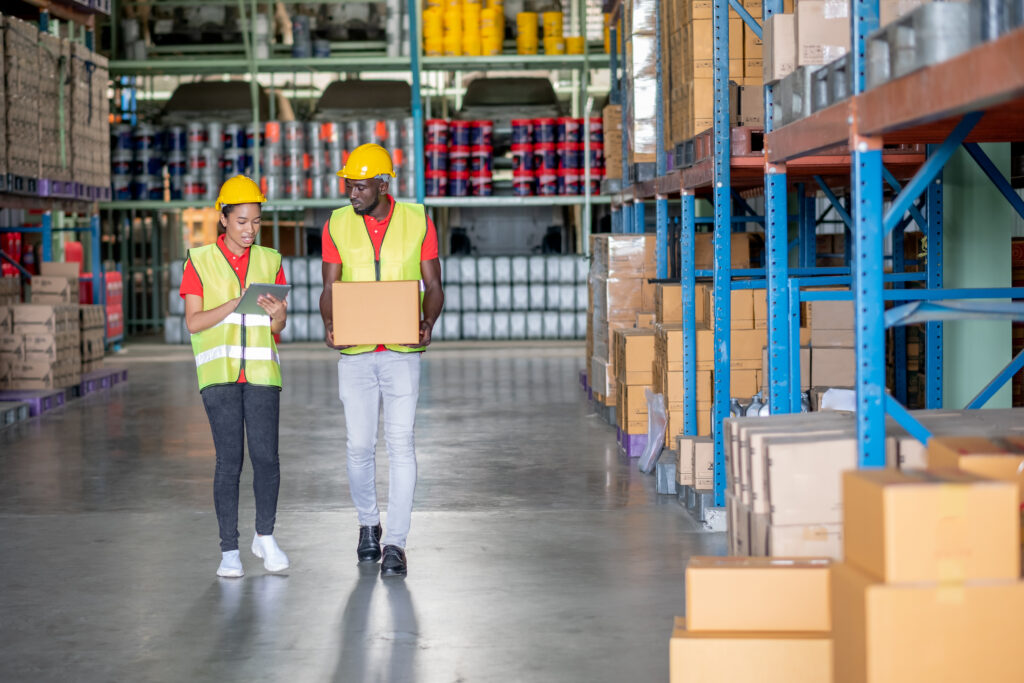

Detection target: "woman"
[179, 174, 290, 578]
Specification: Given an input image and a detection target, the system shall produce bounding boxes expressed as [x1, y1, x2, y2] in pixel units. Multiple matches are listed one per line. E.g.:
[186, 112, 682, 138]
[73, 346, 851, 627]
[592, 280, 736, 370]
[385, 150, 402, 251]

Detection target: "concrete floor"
[0, 342, 725, 683]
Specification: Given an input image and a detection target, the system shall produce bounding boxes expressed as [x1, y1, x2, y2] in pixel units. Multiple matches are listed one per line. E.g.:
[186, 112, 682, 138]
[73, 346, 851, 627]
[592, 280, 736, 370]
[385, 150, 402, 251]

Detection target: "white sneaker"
[217, 550, 244, 578]
[252, 533, 290, 572]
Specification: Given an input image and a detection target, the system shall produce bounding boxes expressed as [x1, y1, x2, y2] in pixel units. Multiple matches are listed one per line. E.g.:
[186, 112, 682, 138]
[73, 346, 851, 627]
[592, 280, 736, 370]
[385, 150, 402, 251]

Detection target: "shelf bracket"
[885, 395, 933, 445]
[962, 142, 1024, 222]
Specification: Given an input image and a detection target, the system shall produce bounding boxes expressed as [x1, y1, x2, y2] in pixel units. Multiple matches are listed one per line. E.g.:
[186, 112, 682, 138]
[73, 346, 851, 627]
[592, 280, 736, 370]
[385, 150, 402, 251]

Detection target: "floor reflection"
[334, 564, 419, 683]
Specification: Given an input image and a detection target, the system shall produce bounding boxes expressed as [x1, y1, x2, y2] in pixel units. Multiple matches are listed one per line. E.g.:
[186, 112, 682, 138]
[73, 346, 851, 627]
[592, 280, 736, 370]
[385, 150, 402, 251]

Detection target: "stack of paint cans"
[111, 124, 134, 200]
[585, 117, 606, 194]
[182, 122, 219, 202]
[164, 125, 186, 199]
[131, 124, 165, 200]
[310, 121, 344, 200]
[423, 119, 494, 197]
[510, 118, 534, 196]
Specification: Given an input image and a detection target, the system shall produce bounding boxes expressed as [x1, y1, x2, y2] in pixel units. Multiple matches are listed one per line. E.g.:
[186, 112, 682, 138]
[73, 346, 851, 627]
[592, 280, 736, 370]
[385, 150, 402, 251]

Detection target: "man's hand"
[418, 319, 433, 347]
[324, 321, 354, 350]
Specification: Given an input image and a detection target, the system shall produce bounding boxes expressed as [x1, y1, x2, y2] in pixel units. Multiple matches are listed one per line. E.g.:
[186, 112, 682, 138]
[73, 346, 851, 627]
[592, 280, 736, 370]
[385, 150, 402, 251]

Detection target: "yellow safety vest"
[187, 243, 283, 390]
[326, 200, 426, 355]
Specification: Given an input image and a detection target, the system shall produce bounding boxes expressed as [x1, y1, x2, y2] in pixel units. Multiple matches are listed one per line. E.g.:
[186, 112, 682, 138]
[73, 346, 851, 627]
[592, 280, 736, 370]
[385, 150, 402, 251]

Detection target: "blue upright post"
[925, 144, 944, 408]
[408, 0, 425, 203]
[655, 0, 669, 277]
[852, 0, 884, 467]
[91, 214, 104, 307]
[681, 190, 698, 435]
[892, 224, 908, 404]
[711, 0, 731, 505]
[763, 0, 788, 413]
[799, 188, 816, 267]
[619, 14, 632, 236]
[41, 212, 53, 263]
[634, 199, 646, 234]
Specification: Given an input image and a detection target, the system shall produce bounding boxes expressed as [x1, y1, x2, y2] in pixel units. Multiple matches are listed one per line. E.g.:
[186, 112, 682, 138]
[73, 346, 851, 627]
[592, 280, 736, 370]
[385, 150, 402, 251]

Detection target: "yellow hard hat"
[215, 175, 267, 210]
[338, 143, 396, 180]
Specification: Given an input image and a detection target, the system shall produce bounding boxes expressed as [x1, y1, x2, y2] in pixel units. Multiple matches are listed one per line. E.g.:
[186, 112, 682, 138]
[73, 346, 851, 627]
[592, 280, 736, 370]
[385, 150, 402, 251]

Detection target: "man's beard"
[353, 196, 380, 216]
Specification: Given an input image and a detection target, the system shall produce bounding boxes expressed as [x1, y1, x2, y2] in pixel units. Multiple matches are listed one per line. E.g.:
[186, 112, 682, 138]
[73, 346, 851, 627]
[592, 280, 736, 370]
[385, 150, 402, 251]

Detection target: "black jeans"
[201, 383, 281, 552]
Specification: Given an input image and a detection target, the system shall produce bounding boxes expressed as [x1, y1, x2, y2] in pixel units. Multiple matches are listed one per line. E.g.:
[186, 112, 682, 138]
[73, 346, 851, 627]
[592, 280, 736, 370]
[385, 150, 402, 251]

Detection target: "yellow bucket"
[463, 4, 481, 31]
[463, 37, 482, 56]
[543, 35, 565, 55]
[516, 11, 537, 54]
[541, 11, 563, 39]
[424, 8, 443, 33]
[566, 35, 584, 54]
[443, 31, 463, 55]
[444, 0, 461, 10]
[443, 9, 462, 34]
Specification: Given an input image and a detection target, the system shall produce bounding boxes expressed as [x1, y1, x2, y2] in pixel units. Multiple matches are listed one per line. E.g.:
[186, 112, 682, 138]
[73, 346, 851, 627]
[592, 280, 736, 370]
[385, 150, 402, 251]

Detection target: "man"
[319, 143, 444, 578]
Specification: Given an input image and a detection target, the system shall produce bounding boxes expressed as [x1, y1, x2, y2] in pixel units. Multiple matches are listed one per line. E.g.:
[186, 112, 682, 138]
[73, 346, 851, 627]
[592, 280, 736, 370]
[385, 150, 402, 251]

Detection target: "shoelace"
[359, 525, 381, 547]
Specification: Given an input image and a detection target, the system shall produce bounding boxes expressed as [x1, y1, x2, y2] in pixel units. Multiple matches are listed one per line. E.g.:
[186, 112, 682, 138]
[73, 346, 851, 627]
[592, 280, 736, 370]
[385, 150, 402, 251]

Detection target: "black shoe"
[357, 524, 383, 563]
[380, 545, 407, 577]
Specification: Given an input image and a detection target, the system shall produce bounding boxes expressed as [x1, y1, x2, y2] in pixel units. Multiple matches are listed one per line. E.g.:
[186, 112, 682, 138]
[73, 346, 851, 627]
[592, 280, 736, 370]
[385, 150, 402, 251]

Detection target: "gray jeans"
[201, 383, 281, 552]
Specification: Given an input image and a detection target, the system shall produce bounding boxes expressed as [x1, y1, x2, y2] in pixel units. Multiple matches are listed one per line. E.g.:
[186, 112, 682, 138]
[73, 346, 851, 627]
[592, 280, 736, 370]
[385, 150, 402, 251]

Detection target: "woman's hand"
[257, 294, 286, 320]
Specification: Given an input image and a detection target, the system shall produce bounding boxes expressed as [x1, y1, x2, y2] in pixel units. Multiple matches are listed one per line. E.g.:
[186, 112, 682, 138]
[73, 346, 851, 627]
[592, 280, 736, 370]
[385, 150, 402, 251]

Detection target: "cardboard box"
[753, 517, 844, 559]
[927, 436, 1024, 503]
[809, 300, 854, 330]
[0, 334, 25, 362]
[670, 617, 832, 683]
[731, 368, 761, 398]
[765, 435, 857, 524]
[763, 13, 796, 83]
[654, 283, 682, 324]
[29, 276, 74, 305]
[677, 435, 695, 486]
[734, 500, 753, 554]
[703, 289, 755, 330]
[811, 328, 856, 348]
[615, 328, 656, 384]
[795, 0, 850, 67]
[811, 347, 856, 388]
[693, 436, 715, 490]
[12, 305, 59, 335]
[331, 281, 420, 346]
[685, 556, 831, 632]
[737, 85, 764, 125]
[23, 334, 58, 363]
[832, 562, 1024, 683]
[694, 232, 762, 270]
[843, 469, 1021, 583]
[10, 358, 55, 389]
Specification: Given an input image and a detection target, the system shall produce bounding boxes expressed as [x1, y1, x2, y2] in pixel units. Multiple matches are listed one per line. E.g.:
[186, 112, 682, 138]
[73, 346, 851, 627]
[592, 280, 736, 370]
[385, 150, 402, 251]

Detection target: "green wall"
[942, 143, 1013, 409]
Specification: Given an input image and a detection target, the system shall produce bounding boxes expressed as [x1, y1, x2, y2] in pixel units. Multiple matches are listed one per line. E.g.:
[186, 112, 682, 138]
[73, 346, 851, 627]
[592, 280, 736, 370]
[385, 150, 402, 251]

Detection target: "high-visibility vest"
[326, 201, 427, 355]
[187, 243, 283, 390]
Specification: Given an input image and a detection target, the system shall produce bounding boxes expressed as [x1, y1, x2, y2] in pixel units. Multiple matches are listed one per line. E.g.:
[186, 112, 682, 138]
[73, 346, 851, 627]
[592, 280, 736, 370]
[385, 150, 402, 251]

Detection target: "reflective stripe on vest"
[327, 201, 427, 355]
[187, 242, 283, 390]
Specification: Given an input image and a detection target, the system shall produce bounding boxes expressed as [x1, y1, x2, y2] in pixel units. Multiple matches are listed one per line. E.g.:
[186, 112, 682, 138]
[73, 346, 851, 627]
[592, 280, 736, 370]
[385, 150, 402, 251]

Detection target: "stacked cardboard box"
[0, 275, 18, 304]
[3, 16, 40, 183]
[794, 0, 850, 68]
[5, 304, 81, 389]
[670, 556, 833, 683]
[602, 104, 623, 181]
[0, 22, 6, 184]
[809, 299, 855, 389]
[833, 469, 1024, 682]
[677, 435, 714, 490]
[70, 42, 111, 191]
[37, 33, 73, 186]
[587, 234, 656, 405]
[613, 328, 656, 435]
[80, 305, 106, 373]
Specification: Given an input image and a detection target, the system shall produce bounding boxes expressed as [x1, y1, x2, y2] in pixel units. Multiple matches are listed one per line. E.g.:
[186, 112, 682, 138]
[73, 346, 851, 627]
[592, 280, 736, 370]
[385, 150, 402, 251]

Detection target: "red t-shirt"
[321, 196, 439, 351]
[179, 234, 287, 382]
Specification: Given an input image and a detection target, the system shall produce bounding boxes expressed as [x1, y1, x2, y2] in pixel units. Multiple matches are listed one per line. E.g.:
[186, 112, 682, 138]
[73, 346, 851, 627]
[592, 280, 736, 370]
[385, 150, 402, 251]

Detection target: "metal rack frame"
[605, 0, 1024, 503]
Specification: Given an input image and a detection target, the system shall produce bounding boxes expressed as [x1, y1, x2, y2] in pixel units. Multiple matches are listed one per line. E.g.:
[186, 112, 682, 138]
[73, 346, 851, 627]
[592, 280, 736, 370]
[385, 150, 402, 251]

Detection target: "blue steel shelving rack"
[765, 12, 1024, 464]
[608, 0, 958, 502]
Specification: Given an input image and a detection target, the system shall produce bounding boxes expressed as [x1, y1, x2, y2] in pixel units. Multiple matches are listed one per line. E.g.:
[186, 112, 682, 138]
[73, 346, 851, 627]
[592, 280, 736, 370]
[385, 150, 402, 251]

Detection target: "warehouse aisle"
[0, 342, 724, 683]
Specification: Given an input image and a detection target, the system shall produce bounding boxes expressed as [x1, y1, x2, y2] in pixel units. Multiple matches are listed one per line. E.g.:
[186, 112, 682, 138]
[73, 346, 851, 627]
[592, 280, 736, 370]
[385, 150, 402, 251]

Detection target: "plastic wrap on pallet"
[476, 256, 494, 284]
[509, 312, 527, 340]
[461, 312, 479, 340]
[493, 256, 512, 284]
[528, 284, 546, 311]
[445, 283, 462, 312]
[511, 256, 529, 284]
[494, 284, 512, 311]
[590, 234, 655, 278]
[512, 284, 529, 311]
[4, 17, 40, 182]
[476, 312, 494, 340]
[477, 284, 496, 312]
[630, 0, 658, 35]
[461, 284, 479, 312]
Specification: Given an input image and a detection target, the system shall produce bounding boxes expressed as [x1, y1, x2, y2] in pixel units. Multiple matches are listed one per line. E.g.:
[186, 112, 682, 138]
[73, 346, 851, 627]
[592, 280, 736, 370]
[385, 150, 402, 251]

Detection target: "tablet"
[234, 284, 292, 315]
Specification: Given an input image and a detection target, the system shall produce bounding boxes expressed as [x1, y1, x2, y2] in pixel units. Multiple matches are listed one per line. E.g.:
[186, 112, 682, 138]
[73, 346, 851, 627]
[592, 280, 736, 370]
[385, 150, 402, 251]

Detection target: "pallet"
[0, 389, 66, 416]
[79, 367, 128, 396]
[617, 428, 649, 458]
[0, 401, 31, 427]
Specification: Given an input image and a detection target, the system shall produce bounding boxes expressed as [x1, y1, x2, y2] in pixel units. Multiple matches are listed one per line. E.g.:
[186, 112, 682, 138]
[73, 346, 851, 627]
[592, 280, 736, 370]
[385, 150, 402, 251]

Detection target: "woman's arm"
[184, 293, 241, 334]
